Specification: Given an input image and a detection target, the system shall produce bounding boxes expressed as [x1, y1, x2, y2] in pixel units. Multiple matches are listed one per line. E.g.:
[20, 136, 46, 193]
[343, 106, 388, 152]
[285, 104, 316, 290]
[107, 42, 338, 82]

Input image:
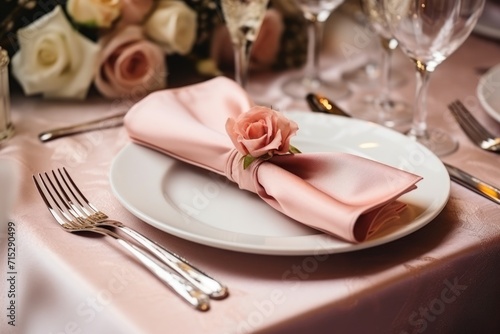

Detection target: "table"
[1, 19, 500, 334]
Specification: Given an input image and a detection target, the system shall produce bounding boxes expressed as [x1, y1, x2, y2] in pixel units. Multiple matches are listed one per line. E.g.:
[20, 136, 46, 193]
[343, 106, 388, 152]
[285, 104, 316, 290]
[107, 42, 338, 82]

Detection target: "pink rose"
[225, 106, 299, 162]
[249, 8, 285, 68]
[211, 9, 284, 71]
[95, 25, 167, 99]
[120, 0, 155, 24]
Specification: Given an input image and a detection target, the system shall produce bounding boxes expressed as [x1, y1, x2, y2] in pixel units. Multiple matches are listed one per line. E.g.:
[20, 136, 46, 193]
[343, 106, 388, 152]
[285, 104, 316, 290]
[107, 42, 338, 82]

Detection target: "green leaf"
[289, 145, 301, 154]
[243, 155, 257, 169]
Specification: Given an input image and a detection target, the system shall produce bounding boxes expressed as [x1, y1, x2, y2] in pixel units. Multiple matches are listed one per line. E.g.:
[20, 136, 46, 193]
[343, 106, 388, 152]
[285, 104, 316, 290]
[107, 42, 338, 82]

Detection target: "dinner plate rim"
[110, 112, 450, 256]
[477, 63, 500, 123]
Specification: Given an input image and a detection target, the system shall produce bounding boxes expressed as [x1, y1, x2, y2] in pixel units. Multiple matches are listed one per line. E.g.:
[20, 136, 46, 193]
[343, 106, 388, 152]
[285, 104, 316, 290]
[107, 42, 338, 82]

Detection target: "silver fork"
[33, 171, 210, 311]
[448, 100, 500, 153]
[52, 167, 228, 299]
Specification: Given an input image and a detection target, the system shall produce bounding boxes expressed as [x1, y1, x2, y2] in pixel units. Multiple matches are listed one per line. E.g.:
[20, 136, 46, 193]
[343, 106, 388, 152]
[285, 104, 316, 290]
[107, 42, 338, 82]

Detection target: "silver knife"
[443, 163, 500, 204]
[306, 93, 500, 205]
[38, 111, 127, 142]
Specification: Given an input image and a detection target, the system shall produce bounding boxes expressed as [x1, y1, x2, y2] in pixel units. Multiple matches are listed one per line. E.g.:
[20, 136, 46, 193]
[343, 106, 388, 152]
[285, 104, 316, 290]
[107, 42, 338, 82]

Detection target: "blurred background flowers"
[0, 0, 307, 100]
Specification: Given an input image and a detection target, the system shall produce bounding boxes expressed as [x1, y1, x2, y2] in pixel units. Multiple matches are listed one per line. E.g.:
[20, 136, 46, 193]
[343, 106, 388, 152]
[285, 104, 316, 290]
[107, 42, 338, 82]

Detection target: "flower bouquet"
[0, 0, 307, 101]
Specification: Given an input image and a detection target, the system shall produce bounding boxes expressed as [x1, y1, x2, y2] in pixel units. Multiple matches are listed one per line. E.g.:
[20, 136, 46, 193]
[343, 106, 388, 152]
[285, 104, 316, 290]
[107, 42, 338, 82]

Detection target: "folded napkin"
[124, 77, 422, 243]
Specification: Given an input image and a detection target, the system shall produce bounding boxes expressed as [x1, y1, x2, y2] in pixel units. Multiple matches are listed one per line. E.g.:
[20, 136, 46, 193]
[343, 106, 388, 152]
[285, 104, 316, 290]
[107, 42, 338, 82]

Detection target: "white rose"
[144, 0, 197, 55]
[66, 0, 121, 28]
[11, 6, 100, 100]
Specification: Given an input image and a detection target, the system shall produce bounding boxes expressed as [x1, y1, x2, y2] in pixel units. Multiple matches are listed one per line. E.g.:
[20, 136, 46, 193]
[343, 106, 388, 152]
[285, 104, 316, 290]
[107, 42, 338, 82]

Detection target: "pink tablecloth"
[1, 21, 500, 334]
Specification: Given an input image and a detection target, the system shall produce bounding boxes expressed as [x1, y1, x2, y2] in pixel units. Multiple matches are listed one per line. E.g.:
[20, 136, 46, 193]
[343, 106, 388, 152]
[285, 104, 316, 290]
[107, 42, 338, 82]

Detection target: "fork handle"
[116, 225, 229, 299]
[115, 238, 210, 311]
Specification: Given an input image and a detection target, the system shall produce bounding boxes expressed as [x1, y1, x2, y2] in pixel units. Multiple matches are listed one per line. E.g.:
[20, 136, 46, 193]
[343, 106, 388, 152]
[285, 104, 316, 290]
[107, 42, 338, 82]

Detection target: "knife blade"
[443, 163, 500, 204]
[38, 111, 127, 142]
[306, 93, 500, 205]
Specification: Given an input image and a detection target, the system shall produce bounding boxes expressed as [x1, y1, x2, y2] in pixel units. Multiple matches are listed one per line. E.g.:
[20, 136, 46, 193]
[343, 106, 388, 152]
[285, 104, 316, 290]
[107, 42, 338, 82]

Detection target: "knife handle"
[119, 225, 229, 299]
[306, 93, 351, 117]
[38, 111, 127, 142]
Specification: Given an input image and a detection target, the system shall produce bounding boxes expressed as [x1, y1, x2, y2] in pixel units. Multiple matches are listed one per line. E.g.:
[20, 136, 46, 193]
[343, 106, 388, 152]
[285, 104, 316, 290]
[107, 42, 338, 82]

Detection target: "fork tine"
[449, 101, 483, 144]
[60, 167, 99, 213]
[453, 100, 495, 138]
[58, 168, 104, 221]
[450, 100, 495, 142]
[43, 171, 81, 221]
[33, 173, 74, 227]
[53, 169, 94, 218]
[33, 174, 58, 219]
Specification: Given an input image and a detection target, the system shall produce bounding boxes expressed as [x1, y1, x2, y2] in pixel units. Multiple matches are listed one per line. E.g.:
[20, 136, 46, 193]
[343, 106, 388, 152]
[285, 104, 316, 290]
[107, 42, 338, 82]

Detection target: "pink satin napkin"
[124, 77, 422, 243]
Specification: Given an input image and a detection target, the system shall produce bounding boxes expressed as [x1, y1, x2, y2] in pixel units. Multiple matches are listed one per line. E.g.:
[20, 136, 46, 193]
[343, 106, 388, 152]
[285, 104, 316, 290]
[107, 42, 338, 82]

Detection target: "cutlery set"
[32, 92, 498, 310]
[33, 168, 228, 311]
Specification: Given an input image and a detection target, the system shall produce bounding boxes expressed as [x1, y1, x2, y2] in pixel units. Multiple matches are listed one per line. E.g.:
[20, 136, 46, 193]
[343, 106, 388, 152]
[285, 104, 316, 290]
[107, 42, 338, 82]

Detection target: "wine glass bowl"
[282, 0, 350, 100]
[383, 0, 485, 156]
[220, 0, 270, 89]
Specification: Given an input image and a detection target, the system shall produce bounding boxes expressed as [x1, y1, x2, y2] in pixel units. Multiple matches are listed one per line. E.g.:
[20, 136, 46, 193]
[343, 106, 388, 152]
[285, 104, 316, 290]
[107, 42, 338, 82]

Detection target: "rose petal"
[144, 0, 197, 55]
[11, 6, 99, 99]
[66, 0, 121, 28]
[120, 0, 154, 24]
[225, 106, 299, 158]
[95, 25, 167, 99]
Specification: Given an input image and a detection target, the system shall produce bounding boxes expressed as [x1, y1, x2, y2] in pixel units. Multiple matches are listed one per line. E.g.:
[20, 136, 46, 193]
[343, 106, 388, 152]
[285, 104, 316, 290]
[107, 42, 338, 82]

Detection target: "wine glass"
[340, 3, 387, 88]
[383, 0, 485, 156]
[348, 0, 413, 132]
[282, 0, 351, 100]
[220, 0, 270, 89]
[340, 0, 407, 89]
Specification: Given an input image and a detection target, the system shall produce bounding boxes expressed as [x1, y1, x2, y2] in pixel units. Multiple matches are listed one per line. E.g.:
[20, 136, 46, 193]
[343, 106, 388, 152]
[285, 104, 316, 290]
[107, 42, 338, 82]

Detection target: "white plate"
[474, 2, 500, 40]
[477, 63, 500, 123]
[110, 112, 449, 256]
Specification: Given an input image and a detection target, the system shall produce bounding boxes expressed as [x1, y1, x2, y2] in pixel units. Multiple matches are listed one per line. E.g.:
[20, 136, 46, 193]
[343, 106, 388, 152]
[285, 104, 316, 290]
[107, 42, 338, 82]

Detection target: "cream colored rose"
[66, 0, 121, 28]
[11, 6, 99, 99]
[144, 0, 197, 55]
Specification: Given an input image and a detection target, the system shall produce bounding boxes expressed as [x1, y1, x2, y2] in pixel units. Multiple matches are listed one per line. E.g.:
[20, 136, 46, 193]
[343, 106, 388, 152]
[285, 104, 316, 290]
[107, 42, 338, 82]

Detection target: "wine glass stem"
[304, 18, 322, 83]
[378, 38, 393, 104]
[234, 41, 251, 89]
[409, 61, 432, 139]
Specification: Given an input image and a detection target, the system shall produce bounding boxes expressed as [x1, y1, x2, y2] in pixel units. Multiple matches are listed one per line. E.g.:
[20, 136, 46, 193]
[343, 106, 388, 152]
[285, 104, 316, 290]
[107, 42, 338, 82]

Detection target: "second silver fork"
[33, 171, 210, 311]
[52, 168, 228, 300]
[448, 100, 500, 153]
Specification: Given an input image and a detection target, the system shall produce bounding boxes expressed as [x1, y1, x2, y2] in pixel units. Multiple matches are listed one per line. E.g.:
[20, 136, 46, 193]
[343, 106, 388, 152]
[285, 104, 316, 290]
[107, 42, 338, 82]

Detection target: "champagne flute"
[348, 0, 412, 132]
[383, 0, 485, 156]
[282, 0, 351, 100]
[220, 0, 270, 89]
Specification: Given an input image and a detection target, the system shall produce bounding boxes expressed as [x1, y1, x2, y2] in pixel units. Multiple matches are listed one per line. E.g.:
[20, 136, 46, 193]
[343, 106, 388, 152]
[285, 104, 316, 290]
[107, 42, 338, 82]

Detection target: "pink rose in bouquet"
[226, 106, 300, 169]
[94, 25, 167, 99]
[249, 8, 285, 69]
[211, 9, 284, 72]
[120, 0, 155, 24]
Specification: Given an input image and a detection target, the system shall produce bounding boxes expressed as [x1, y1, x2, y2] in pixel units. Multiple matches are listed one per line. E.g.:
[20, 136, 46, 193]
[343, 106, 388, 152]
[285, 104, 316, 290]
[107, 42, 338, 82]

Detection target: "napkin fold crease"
[124, 77, 422, 243]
